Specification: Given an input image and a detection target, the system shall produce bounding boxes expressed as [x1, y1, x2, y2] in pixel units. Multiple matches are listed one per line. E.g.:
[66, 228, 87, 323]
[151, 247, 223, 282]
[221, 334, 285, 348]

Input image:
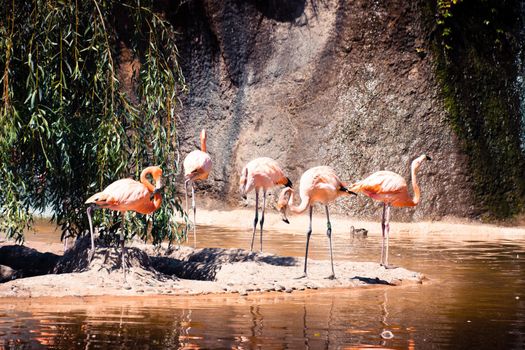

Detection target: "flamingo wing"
[95, 179, 152, 212]
[351, 171, 407, 196]
[184, 150, 212, 181]
[247, 157, 287, 187]
[299, 166, 340, 203]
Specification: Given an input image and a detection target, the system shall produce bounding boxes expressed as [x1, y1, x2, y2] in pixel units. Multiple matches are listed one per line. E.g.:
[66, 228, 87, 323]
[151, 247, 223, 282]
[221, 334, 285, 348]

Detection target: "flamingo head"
[239, 180, 247, 200]
[412, 154, 431, 172]
[151, 166, 164, 191]
[277, 187, 293, 224]
[145, 166, 164, 200]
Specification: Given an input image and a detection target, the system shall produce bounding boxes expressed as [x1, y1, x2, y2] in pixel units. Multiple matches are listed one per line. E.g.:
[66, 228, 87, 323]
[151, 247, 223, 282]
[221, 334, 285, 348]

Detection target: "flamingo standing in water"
[85, 166, 164, 274]
[349, 154, 431, 268]
[239, 157, 292, 252]
[183, 129, 212, 247]
[277, 166, 356, 279]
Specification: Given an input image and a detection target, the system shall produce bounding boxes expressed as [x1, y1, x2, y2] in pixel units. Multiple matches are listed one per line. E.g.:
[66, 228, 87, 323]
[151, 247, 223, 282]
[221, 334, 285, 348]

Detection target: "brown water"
[1, 221, 525, 349]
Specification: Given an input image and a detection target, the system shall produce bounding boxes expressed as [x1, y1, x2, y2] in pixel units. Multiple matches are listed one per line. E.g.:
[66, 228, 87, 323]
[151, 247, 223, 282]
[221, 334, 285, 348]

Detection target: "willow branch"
[92, 0, 116, 110]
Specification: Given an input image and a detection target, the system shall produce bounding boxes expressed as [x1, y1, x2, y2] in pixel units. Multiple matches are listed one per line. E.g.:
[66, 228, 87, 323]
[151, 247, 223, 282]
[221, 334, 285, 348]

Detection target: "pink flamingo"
[239, 157, 292, 252]
[183, 129, 212, 247]
[349, 154, 431, 268]
[277, 166, 356, 279]
[85, 166, 164, 272]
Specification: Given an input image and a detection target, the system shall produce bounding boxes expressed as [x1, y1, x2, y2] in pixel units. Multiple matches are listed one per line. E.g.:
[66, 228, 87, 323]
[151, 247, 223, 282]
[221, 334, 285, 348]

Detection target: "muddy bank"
[0, 235, 422, 298]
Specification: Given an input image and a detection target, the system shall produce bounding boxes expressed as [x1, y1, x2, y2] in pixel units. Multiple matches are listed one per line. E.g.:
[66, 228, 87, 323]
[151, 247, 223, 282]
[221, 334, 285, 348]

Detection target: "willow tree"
[0, 0, 188, 245]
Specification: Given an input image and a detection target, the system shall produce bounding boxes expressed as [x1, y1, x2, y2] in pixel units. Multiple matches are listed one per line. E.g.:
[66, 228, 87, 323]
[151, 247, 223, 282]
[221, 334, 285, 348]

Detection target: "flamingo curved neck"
[410, 162, 421, 206]
[200, 132, 207, 153]
[140, 169, 163, 209]
[287, 190, 310, 214]
[140, 169, 156, 193]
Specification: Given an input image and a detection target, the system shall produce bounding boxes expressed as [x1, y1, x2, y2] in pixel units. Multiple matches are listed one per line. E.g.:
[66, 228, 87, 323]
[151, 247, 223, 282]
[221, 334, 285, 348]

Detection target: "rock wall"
[166, 0, 524, 221]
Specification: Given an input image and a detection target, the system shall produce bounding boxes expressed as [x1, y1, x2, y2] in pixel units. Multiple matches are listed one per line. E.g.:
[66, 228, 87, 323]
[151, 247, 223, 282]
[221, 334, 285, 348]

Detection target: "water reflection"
[1, 223, 525, 349]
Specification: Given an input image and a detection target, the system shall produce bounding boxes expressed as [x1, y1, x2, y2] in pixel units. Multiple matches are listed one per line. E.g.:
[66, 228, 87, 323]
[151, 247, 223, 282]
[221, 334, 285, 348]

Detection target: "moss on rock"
[429, 0, 525, 220]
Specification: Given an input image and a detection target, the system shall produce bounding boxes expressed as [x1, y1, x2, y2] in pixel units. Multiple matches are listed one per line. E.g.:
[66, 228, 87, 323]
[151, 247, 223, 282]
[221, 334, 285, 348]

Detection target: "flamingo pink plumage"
[183, 129, 212, 247]
[239, 157, 292, 252]
[349, 154, 431, 267]
[85, 166, 164, 268]
[277, 166, 356, 278]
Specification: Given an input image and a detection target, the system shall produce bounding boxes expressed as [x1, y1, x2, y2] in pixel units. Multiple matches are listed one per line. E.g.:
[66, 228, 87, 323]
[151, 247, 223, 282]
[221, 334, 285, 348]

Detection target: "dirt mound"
[53, 235, 155, 275]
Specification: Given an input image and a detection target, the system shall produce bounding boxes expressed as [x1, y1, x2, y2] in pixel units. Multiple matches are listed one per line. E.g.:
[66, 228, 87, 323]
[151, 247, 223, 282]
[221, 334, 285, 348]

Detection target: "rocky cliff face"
[167, 0, 524, 221]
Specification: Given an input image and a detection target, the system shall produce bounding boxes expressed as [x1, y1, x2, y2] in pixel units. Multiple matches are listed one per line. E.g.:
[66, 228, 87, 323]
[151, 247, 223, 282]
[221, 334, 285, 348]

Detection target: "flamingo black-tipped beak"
[340, 185, 357, 196]
[150, 186, 165, 200]
[426, 155, 432, 161]
[241, 194, 247, 200]
[280, 210, 290, 224]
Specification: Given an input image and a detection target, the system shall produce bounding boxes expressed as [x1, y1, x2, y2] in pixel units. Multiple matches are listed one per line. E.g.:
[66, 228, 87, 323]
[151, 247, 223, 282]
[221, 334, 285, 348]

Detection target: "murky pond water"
[1, 220, 524, 349]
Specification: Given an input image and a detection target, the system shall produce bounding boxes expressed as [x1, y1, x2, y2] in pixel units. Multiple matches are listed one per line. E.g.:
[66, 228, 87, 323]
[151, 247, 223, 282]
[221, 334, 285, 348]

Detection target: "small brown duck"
[350, 225, 368, 237]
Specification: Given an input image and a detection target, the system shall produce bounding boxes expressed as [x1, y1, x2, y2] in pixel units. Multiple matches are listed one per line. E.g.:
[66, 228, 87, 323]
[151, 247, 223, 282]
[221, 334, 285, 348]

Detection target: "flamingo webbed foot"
[325, 274, 336, 280]
[295, 273, 307, 280]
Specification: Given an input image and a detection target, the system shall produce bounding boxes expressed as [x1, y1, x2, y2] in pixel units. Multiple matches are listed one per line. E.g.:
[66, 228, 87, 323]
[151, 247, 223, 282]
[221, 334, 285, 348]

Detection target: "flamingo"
[85, 166, 164, 274]
[239, 157, 292, 252]
[277, 166, 356, 279]
[349, 154, 431, 268]
[183, 129, 212, 247]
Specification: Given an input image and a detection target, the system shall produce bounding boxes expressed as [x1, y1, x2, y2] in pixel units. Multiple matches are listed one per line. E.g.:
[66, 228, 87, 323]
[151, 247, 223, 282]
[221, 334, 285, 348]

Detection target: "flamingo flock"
[85, 128, 431, 278]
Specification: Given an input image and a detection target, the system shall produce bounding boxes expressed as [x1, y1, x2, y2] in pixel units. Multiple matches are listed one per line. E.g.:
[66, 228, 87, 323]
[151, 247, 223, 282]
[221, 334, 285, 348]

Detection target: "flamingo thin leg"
[384, 204, 392, 268]
[380, 203, 386, 266]
[121, 212, 127, 281]
[301, 206, 313, 278]
[325, 205, 335, 279]
[259, 189, 267, 252]
[250, 189, 259, 251]
[184, 179, 190, 243]
[192, 182, 196, 248]
[86, 206, 96, 261]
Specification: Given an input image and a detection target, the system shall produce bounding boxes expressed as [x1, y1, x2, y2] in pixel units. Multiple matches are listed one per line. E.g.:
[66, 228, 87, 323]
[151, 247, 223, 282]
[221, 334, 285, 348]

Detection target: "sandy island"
[1, 208, 523, 299]
[0, 237, 423, 298]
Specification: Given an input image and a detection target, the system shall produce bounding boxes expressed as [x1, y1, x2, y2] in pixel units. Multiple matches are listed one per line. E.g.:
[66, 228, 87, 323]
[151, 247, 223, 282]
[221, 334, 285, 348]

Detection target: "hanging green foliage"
[0, 0, 188, 245]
